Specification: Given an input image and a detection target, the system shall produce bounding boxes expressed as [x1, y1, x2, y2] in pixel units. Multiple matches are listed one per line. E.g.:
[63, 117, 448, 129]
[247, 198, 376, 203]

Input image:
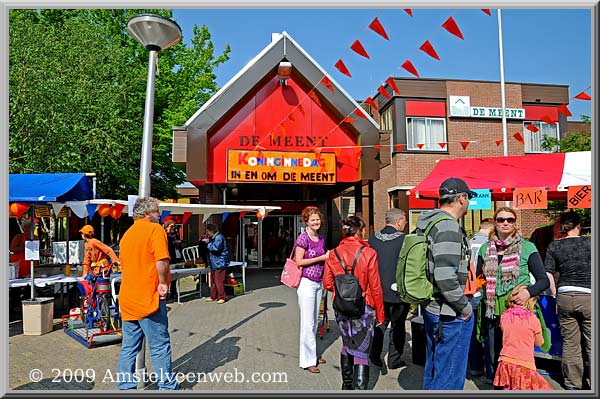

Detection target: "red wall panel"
[405, 100, 446, 117]
[523, 105, 559, 121]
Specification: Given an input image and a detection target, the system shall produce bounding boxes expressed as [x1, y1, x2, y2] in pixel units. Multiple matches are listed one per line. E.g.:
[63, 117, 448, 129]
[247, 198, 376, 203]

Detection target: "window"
[406, 117, 447, 151]
[524, 121, 559, 153]
[380, 106, 392, 131]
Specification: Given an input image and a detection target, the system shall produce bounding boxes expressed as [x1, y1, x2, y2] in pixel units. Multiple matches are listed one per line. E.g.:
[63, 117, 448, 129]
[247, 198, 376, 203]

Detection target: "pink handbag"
[280, 246, 302, 288]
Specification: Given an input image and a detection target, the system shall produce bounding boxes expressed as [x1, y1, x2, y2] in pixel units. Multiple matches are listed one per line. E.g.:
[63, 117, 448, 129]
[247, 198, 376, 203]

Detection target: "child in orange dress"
[493, 285, 553, 390]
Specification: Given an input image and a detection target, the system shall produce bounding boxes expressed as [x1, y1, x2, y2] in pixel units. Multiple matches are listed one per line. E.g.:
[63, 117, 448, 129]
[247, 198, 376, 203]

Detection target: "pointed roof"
[185, 32, 380, 139]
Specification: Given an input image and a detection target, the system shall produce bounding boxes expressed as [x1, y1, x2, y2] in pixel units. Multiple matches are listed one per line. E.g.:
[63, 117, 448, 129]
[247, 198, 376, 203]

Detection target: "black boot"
[340, 354, 354, 390]
[353, 364, 369, 390]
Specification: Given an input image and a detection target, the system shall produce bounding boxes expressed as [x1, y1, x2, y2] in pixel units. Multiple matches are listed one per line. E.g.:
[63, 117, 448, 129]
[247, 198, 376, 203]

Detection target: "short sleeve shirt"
[118, 219, 170, 321]
[296, 231, 326, 282]
[499, 307, 541, 368]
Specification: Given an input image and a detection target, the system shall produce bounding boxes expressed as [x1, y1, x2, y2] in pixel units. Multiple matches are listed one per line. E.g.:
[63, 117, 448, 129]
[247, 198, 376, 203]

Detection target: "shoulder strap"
[350, 246, 365, 275]
[333, 246, 365, 275]
[423, 214, 456, 236]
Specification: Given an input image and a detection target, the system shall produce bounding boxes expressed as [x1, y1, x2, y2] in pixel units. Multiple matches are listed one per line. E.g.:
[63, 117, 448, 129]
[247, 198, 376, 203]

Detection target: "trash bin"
[22, 297, 54, 335]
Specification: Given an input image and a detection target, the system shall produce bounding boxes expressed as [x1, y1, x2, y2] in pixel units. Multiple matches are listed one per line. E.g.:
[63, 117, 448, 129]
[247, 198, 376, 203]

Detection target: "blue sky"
[172, 8, 592, 121]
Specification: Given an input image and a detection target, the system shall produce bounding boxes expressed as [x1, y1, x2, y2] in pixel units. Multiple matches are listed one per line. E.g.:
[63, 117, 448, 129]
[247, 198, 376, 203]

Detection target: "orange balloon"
[110, 205, 124, 219]
[256, 211, 269, 219]
[97, 204, 112, 217]
[10, 202, 30, 219]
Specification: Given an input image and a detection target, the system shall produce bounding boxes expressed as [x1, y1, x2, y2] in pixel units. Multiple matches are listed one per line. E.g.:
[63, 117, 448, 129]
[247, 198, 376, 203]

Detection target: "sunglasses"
[495, 217, 516, 224]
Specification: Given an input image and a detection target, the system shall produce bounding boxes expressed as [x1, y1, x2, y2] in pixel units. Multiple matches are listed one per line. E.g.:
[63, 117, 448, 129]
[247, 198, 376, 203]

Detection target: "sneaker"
[205, 298, 215, 302]
[217, 299, 226, 304]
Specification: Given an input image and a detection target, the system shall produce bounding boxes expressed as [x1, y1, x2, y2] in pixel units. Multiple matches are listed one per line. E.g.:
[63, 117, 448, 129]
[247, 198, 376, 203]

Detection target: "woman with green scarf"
[475, 207, 550, 387]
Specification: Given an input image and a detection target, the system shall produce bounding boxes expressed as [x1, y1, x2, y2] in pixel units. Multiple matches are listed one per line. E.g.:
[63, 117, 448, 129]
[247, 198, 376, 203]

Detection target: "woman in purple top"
[295, 206, 329, 373]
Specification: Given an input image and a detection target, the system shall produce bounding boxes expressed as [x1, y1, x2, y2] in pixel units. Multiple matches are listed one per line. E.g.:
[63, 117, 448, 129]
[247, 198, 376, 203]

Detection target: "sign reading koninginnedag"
[227, 150, 337, 183]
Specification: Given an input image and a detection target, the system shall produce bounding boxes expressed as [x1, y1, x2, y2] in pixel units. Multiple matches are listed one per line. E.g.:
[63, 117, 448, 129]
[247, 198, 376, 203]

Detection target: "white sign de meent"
[449, 95, 525, 119]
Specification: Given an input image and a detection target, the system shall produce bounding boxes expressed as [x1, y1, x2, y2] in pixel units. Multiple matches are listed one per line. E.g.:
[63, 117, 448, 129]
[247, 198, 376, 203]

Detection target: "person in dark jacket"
[418, 177, 475, 390]
[324, 216, 384, 390]
[367, 208, 409, 370]
[204, 224, 230, 304]
[545, 211, 591, 390]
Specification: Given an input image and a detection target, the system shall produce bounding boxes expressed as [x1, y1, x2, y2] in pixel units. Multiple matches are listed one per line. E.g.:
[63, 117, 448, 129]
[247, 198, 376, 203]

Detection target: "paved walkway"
[9, 269, 564, 391]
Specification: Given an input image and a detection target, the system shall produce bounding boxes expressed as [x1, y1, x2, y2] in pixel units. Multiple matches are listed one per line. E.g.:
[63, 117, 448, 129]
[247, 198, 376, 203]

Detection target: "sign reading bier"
[228, 150, 337, 183]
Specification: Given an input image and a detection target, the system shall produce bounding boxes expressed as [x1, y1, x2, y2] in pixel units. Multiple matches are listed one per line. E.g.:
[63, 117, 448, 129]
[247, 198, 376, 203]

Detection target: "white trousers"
[297, 277, 323, 369]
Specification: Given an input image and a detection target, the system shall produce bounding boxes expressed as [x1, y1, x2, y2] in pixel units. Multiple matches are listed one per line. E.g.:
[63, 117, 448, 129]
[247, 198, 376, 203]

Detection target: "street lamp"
[127, 14, 182, 198]
[126, 14, 181, 388]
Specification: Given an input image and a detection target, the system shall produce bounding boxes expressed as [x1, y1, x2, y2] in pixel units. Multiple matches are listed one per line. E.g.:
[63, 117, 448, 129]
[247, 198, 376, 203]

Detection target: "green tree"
[9, 9, 230, 200]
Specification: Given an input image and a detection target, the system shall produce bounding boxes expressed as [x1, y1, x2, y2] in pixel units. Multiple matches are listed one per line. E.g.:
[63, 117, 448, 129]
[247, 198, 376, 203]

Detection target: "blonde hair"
[508, 285, 537, 313]
[490, 207, 518, 240]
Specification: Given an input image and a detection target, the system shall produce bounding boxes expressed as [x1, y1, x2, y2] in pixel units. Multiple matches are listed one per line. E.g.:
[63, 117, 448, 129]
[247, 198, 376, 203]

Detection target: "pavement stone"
[8, 269, 565, 391]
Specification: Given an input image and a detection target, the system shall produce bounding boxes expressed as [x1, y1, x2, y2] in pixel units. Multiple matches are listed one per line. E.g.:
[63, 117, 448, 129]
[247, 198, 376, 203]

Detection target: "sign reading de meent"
[449, 96, 525, 119]
[227, 150, 337, 184]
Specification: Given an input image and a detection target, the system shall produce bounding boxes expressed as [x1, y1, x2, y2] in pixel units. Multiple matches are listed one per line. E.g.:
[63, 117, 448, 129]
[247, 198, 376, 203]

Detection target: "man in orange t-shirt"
[116, 197, 176, 390]
[80, 225, 120, 277]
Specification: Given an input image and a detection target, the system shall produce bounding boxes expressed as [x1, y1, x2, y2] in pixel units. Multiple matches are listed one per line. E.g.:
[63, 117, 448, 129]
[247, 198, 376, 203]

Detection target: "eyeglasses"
[495, 217, 516, 224]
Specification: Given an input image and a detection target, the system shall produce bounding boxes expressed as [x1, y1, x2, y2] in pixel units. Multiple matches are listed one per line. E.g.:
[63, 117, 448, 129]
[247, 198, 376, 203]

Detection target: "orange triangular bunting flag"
[460, 141, 470, 150]
[369, 17, 390, 40]
[442, 16, 464, 40]
[404, 9, 413, 17]
[557, 103, 572, 117]
[343, 117, 357, 123]
[401, 59, 420, 78]
[333, 148, 342, 158]
[308, 91, 322, 107]
[354, 147, 362, 156]
[541, 115, 556, 125]
[419, 40, 441, 61]
[320, 76, 334, 93]
[482, 9, 492, 16]
[574, 91, 591, 100]
[334, 59, 352, 77]
[417, 143, 424, 149]
[365, 96, 378, 111]
[495, 139, 503, 146]
[377, 85, 391, 99]
[354, 108, 368, 119]
[374, 145, 382, 149]
[386, 77, 400, 95]
[526, 124, 539, 133]
[350, 40, 370, 60]
[556, 104, 573, 117]
[513, 132, 525, 144]
[438, 142, 447, 149]
[395, 144, 404, 151]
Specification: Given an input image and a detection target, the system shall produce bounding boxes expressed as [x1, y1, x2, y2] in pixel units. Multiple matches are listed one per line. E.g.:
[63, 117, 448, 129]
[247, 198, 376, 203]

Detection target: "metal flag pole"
[498, 8, 509, 157]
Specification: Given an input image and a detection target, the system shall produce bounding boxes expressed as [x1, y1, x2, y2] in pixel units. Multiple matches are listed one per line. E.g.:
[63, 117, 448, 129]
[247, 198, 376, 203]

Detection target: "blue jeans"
[423, 309, 474, 390]
[117, 300, 178, 390]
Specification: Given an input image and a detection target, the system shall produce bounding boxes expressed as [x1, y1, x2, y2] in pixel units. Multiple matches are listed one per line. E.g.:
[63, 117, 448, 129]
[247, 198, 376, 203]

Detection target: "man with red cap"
[80, 224, 120, 277]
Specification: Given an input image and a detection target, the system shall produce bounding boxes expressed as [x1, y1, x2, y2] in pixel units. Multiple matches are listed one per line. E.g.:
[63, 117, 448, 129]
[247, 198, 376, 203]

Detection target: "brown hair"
[490, 207, 518, 239]
[559, 211, 581, 235]
[341, 216, 366, 238]
[508, 285, 537, 313]
[163, 219, 176, 228]
[301, 206, 323, 225]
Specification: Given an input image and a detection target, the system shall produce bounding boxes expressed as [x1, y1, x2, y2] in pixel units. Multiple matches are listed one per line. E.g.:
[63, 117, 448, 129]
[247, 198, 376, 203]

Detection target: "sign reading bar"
[568, 185, 591, 208]
[227, 150, 337, 184]
[513, 187, 548, 209]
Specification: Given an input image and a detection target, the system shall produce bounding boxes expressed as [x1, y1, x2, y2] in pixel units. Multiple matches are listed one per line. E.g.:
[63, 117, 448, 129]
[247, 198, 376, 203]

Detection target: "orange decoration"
[110, 203, 125, 219]
[97, 204, 112, 217]
[10, 202, 30, 219]
[256, 211, 269, 219]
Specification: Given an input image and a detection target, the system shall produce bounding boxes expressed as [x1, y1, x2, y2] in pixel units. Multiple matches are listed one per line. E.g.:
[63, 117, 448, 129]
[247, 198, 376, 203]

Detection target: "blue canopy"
[9, 173, 94, 203]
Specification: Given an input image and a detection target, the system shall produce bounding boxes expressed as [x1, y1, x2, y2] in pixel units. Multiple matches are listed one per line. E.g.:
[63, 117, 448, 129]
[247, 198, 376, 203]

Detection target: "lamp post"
[127, 14, 181, 388]
[127, 14, 182, 198]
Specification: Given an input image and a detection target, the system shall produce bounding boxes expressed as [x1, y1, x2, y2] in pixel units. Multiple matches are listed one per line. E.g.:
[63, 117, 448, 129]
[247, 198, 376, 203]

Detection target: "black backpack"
[332, 246, 365, 319]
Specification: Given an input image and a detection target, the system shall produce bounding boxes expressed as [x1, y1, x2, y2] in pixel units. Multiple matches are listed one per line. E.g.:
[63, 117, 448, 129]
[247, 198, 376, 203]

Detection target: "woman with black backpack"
[323, 216, 384, 390]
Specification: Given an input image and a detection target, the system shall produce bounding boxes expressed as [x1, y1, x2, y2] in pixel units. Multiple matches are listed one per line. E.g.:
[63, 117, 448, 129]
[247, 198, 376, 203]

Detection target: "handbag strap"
[288, 244, 297, 260]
